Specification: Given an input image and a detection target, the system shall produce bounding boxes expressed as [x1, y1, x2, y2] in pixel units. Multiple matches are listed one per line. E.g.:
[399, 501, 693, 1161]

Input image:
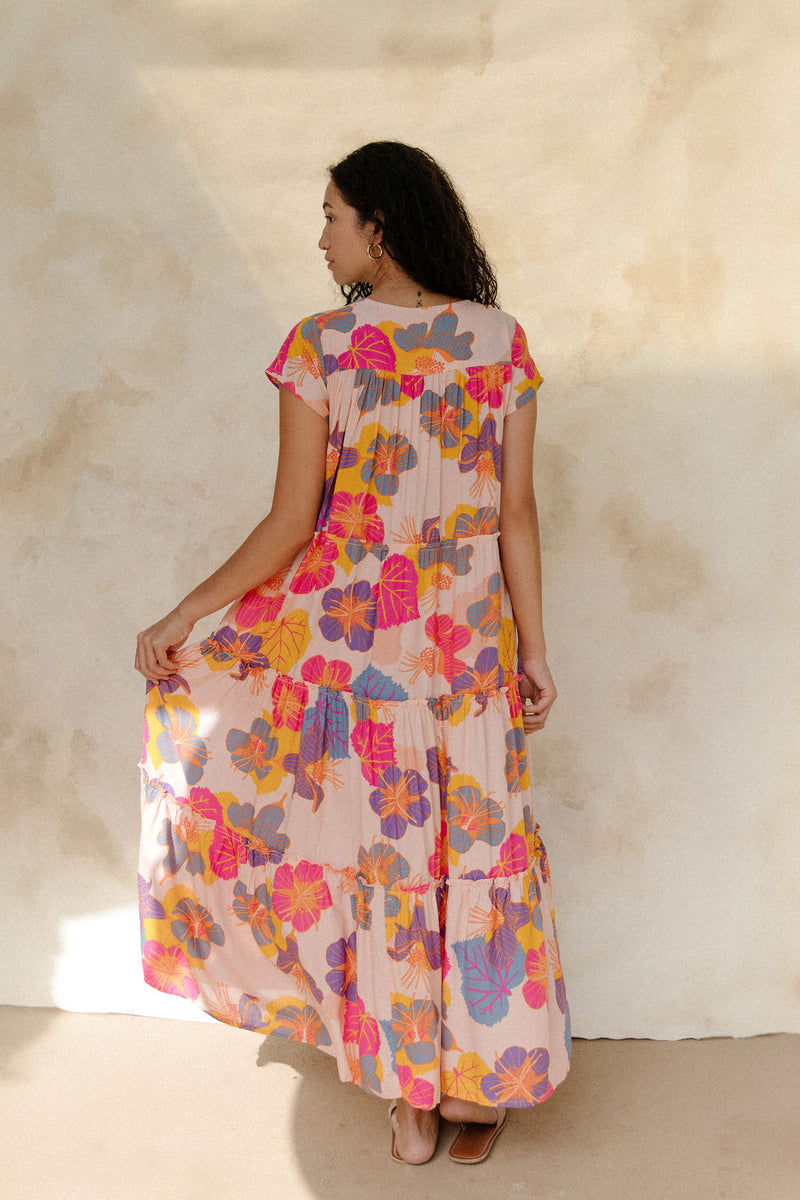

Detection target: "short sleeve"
[503, 320, 543, 417]
[265, 315, 329, 418]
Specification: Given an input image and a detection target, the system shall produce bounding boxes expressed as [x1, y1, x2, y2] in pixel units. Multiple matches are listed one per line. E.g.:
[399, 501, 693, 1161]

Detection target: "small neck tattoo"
[416, 289, 423, 307]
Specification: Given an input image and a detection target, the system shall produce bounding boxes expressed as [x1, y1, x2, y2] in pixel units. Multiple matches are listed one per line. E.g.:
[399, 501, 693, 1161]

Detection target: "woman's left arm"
[135, 386, 328, 681]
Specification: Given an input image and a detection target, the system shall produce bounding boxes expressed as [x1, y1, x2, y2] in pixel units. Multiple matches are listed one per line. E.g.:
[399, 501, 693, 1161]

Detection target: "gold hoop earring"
[366, 241, 384, 260]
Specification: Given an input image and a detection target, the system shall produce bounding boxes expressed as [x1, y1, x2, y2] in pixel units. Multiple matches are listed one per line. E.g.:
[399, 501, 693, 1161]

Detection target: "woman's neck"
[367, 262, 456, 308]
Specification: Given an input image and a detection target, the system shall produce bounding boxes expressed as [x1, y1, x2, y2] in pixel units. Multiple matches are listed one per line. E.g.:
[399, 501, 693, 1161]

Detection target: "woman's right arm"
[135, 386, 329, 682]
[498, 396, 557, 733]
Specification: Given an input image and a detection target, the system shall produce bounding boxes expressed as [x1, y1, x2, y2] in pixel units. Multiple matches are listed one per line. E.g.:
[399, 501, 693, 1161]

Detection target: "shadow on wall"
[1, 0, 536, 1061]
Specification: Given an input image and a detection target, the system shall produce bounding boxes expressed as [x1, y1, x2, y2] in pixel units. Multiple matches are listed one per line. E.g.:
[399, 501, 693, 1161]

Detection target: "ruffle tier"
[139, 663, 571, 1109]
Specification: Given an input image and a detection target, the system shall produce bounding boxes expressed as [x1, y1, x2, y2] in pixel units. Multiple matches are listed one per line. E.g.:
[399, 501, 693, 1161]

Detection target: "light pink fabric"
[138, 298, 571, 1109]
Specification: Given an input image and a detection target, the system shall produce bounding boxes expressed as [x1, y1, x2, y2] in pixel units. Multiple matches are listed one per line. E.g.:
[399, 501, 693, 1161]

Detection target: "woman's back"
[259, 297, 542, 701]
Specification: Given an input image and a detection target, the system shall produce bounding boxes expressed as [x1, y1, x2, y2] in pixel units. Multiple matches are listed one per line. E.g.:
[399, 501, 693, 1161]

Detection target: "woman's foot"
[439, 1095, 499, 1125]
[390, 1098, 440, 1163]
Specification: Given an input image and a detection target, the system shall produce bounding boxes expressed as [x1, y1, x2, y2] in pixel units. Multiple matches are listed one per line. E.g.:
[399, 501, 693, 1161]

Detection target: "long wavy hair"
[328, 141, 498, 307]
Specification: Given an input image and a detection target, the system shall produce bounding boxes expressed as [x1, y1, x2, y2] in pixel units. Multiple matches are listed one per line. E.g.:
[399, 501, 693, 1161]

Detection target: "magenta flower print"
[142, 940, 199, 1000]
[488, 832, 529, 879]
[155, 704, 208, 786]
[369, 766, 430, 839]
[481, 1046, 553, 1107]
[337, 323, 397, 372]
[301, 655, 352, 689]
[419, 382, 471, 447]
[225, 717, 278, 779]
[209, 824, 248, 879]
[328, 491, 385, 543]
[289, 535, 339, 594]
[325, 931, 357, 999]
[270, 674, 308, 732]
[170, 897, 225, 960]
[234, 589, 283, 629]
[360, 430, 418, 496]
[272, 860, 332, 931]
[343, 996, 381, 1057]
[319, 580, 377, 651]
[466, 362, 512, 409]
[511, 320, 539, 377]
[523, 945, 548, 1009]
[350, 716, 395, 786]
[400, 373, 424, 399]
[375, 553, 419, 629]
[427, 819, 449, 879]
[397, 1066, 436, 1109]
[424, 613, 472, 683]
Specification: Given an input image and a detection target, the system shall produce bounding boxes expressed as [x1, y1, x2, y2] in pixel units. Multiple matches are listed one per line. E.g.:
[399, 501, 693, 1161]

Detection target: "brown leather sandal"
[448, 1106, 509, 1163]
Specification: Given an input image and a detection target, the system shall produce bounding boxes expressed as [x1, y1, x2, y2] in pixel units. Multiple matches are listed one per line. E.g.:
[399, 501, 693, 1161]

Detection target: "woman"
[136, 141, 570, 1166]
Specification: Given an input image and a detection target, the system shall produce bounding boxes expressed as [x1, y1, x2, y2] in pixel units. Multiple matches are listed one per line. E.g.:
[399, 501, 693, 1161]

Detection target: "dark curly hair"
[328, 141, 498, 307]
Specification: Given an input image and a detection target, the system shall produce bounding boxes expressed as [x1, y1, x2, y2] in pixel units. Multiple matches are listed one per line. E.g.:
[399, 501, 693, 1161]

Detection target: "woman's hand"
[518, 655, 557, 733]
[135, 607, 195, 682]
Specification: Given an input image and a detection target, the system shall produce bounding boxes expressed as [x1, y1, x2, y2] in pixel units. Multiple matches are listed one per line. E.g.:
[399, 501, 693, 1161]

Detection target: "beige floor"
[1, 1007, 796, 1200]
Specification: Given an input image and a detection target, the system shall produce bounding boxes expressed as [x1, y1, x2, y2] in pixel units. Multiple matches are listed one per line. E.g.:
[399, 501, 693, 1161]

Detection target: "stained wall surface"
[2, 0, 798, 1037]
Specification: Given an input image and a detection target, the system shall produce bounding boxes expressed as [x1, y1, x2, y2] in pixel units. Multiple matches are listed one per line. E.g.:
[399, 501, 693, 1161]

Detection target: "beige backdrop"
[2, 0, 798, 1038]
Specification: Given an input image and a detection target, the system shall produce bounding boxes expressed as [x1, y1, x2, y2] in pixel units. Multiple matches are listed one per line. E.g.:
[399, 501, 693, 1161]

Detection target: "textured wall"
[2, 0, 798, 1036]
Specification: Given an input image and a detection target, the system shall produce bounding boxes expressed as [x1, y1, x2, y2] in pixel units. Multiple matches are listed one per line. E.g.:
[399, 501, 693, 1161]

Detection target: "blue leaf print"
[351, 665, 408, 701]
[302, 691, 350, 762]
[453, 937, 525, 1026]
[318, 307, 357, 332]
[393, 311, 474, 360]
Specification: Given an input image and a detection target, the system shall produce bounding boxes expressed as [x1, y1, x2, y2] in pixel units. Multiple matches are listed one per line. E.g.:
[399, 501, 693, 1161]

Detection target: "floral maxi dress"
[138, 297, 571, 1110]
